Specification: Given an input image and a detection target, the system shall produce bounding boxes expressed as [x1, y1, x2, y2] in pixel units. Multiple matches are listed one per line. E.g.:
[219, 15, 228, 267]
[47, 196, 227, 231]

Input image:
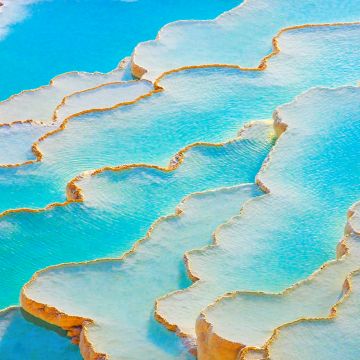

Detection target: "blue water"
[0, 25, 359, 307]
[0, 308, 81, 359]
[0, 124, 272, 308]
[0, 0, 240, 100]
[0, 2, 358, 359]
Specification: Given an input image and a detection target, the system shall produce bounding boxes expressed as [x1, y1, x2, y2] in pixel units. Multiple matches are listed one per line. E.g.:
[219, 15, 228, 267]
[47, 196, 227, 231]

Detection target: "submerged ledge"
[0, 119, 55, 165]
[20, 184, 259, 359]
[0, 119, 272, 303]
[131, 0, 360, 80]
[0, 22, 359, 216]
[20, 185, 258, 359]
[19, 83, 358, 358]
[0, 118, 269, 220]
[3, 18, 360, 300]
[18, 120, 272, 358]
[154, 86, 360, 357]
[0, 57, 133, 126]
[0, 78, 153, 213]
[197, 203, 360, 360]
[262, 201, 360, 359]
[0, 18, 360, 360]
[4, 22, 359, 170]
[271, 269, 360, 359]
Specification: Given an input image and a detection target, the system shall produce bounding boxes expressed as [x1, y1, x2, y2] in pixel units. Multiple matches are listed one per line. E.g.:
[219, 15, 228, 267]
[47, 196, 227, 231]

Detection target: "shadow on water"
[0, 308, 81, 359]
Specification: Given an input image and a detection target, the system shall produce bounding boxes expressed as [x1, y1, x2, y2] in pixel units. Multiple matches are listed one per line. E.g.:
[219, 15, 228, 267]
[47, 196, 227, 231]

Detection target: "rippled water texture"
[133, 0, 360, 80]
[0, 121, 272, 308]
[22, 185, 261, 359]
[155, 86, 360, 353]
[1, 1, 360, 359]
[0, 24, 359, 309]
[2, 25, 360, 215]
[0, 0, 240, 99]
[19, 46, 360, 360]
[196, 87, 360, 359]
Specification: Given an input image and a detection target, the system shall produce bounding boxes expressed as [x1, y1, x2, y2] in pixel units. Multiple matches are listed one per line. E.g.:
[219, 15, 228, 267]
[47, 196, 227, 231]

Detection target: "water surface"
[0, 0, 240, 99]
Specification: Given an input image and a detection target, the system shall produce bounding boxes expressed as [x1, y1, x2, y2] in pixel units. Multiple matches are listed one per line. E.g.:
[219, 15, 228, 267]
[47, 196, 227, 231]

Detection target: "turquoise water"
[0, 307, 81, 359]
[0, 122, 272, 308]
[23, 184, 261, 359]
[0, 2, 359, 359]
[134, 0, 360, 80]
[0, 0, 240, 100]
[269, 270, 360, 360]
[156, 86, 360, 341]
[0, 23, 359, 306]
[2, 25, 360, 215]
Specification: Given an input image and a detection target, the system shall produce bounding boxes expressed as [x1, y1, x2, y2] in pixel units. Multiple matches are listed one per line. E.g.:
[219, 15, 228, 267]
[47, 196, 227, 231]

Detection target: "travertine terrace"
[0, 1, 359, 359]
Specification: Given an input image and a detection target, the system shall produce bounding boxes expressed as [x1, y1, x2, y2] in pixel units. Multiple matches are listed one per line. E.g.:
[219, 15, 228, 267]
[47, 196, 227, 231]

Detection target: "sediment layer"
[21, 184, 261, 359]
[0, 119, 272, 311]
[2, 23, 358, 215]
[197, 204, 360, 359]
[0, 6, 359, 360]
[131, 0, 360, 80]
[155, 86, 360, 356]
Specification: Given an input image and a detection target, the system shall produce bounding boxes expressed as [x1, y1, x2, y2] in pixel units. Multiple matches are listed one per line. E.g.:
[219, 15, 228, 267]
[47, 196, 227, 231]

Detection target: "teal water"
[23, 184, 261, 359]
[2, 25, 360, 215]
[134, 0, 360, 80]
[0, 307, 81, 359]
[155, 86, 360, 340]
[0, 122, 272, 308]
[0, 3, 359, 359]
[0, 24, 359, 305]
[0, 0, 240, 100]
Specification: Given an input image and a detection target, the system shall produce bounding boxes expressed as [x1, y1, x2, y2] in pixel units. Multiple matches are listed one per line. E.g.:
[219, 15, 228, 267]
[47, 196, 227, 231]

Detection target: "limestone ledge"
[19, 120, 268, 359]
[20, 270, 107, 359]
[0, 56, 132, 125]
[260, 201, 360, 359]
[130, 0, 360, 82]
[0, 80, 154, 168]
[192, 89, 360, 360]
[0, 57, 142, 169]
[130, 0, 256, 79]
[0, 22, 357, 216]
[4, 16, 359, 360]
